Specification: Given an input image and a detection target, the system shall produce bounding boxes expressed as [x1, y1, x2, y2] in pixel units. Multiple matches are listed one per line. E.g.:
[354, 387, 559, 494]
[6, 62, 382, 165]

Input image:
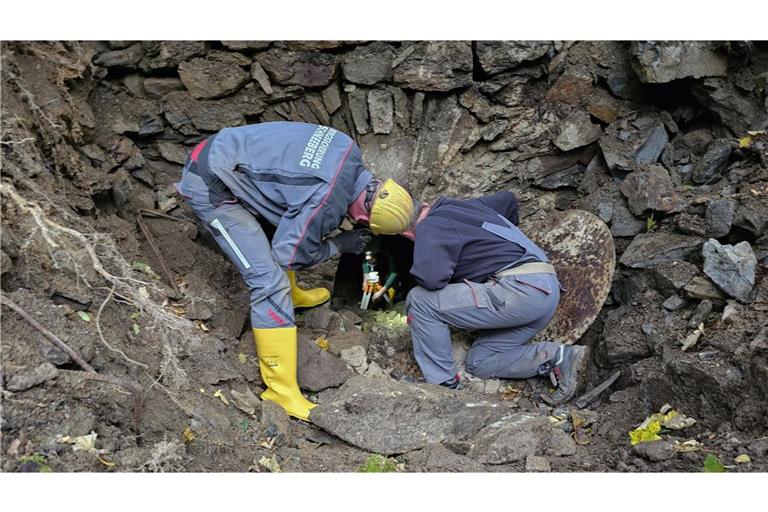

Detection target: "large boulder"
[475, 41, 551, 75]
[467, 414, 553, 464]
[692, 78, 765, 134]
[392, 41, 473, 92]
[341, 42, 394, 85]
[178, 52, 250, 100]
[702, 239, 757, 303]
[630, 41, 727, 83]
[310, 376, 511, 455]
[256, 49, 339, 88]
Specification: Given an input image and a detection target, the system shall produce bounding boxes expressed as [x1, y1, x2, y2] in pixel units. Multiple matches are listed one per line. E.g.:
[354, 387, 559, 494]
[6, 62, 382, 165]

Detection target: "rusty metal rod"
[136, 211, 181, 297]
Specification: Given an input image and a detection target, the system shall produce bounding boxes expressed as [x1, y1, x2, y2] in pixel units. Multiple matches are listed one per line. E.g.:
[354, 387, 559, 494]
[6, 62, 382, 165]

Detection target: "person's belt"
[495, 261, 556, 277]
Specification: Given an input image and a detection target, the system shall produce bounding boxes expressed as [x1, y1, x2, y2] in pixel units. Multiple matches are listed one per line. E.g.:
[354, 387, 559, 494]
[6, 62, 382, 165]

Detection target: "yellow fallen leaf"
[213, 389, 229, 406]
[199, 387, 206, 394]
[315, 336, 329, 351]
[258, 455, 281, 473]
[735, 454, 751, 464]
[196, 320, 210, 332]
[674, 439, 703, 452]
[739, 135, 753, 148]
[238, 353, 248, 364]
[182, 426, 195, 444]
[629, 420, 662, 445]
[96, 455, 116, 467]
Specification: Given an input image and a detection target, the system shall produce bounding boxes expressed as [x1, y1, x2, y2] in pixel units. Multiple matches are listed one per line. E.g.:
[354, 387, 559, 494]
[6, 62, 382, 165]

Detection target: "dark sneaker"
[439, 374, 462, 390]
[541, 345, 589, 405]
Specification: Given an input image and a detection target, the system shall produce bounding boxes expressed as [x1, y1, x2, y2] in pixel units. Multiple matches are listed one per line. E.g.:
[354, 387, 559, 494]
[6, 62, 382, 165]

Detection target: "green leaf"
[77, 311, 92, 322]
[132, 261, 151, 272]
[236, 419, 249, 432]
[704, 453, 726, 473]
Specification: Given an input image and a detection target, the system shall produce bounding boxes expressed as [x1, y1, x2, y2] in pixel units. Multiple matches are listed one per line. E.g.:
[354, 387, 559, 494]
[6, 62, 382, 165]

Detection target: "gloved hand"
[330, 229, 371, 254]
[372, 287, 388, 301]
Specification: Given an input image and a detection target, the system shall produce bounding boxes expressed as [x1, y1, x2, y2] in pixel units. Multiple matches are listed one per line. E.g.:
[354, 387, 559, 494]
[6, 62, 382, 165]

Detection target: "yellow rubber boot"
[287, 270, 330, 308]
[253, 326, 316, 421]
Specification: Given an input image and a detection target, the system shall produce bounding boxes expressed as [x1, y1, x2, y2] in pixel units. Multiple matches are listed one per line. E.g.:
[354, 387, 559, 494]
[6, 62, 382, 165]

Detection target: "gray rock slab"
[653, 259, 699, 294]
[683, 275, 727, 301]
[702, 239, 757, 303]
[310, 376, 511, 455]
[692, 140, 733, 185]
[525, 455, 551, 472]
[692, 78, 764, 134]
[600, 306, 652, 366]
[404, 444, 487, 472]
[143, 77, 185, 99]
[140, 41, 206, 72]
[620, 233, 705, 269]
[662, 294, 687, 311]
[631, 42, 727, 83]
[94, 43, 144, 69]
[545, 428, 577, 456]
[611, 197, 646, 237]
[327, 330, 369, 356]
[688, 299, 713, 328]
[368, 89, 394, 135]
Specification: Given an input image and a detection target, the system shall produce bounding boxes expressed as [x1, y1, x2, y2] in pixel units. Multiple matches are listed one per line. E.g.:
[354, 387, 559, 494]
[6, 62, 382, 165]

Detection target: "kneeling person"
[405, 191, 587, 404]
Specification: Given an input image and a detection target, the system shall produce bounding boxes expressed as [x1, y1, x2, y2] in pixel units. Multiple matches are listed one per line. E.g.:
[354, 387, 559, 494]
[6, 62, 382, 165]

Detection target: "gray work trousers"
[406, 273, 561, 383]
[179, 167, 294, 329]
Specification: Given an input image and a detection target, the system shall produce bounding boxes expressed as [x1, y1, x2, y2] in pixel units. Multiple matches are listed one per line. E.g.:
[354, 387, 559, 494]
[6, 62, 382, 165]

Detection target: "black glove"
[330, 229, 372, 254]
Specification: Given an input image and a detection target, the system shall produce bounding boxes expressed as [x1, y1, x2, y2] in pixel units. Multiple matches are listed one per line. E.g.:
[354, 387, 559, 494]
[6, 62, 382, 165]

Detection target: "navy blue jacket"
[410, 192, 545, 290]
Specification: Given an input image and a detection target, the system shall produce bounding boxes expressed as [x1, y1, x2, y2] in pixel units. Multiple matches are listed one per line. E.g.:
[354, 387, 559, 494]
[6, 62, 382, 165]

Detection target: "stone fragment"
[342, 42, 394, 85]
[250, 61, 273, 95]
[525, 455, 551, 472]
[634, 123, 669, 165]
[300, 306, 339, 331]
[221, 41, 271, 51]
[688, 299, 713, 328]
[230, 387, 260, 416]
[327, 330, 369, 356]
[184, 298, 213, 321]
[467, 414, 553, 464]
[143, 77, 185, 99]
[340, 346, 368, 374]
[178, 53, 250, 100]
[611, 198, 646, 237]
[347, 88, 370, 135]
[662, 294, 687, 311]
[631, 42, 727, 83]
[259, 400, 292, 447]
[633, 440, 676, 462]
[706, 199, 736, 238]
[157, 142, 188, 164]
[321, 84, 342, 114]
[163, 91, 244, 133]
[702, 239, 757, 303]
[620, 233, 705, 269]
[93, 43, 144, 68]
[140, 41, 206, 71]
[599, 114, 669, 171]
[620, 165, 678, 216]
[138, 113, 164, 136]
[554, 111, 602, 151]
[674, 214, 708, 237]
[475, 41, 551, 74]
[297, 333, 355, 392]
[404, 444, 487, 472]
[600, 306, 652, 365]
[6, 363, 58, 391]
[393, 41, 473, 92]
[546, 428, 577, 456]
[368, 89, 394, 134]
[691, 140, 733, 185]
[653, 259, 699, 294]
[256, 49, 338, 88]
[683, 275, 726, 301]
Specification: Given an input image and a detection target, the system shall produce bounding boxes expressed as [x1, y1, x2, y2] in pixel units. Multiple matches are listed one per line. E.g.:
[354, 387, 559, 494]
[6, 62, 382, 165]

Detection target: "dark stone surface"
[692, 78, 765, 134]
[702, 239, 757, 303]
[94, 43, 144, 69]
[140, 41, 206, 72]
[6, 363, 58, 391]
[620, 232, 705, 269]
[403, 444, 487, 472]
[691, 140, 733, 185]
[633, 440, 676, 462]
[688, 299, 713, 328]
[706, 199, 736, 238]
[600, 306, 653, 366]
[652, 259, 699, 294]
[143, 77, 185, 99]
[620, 165, 678, 216]
[368, 89, 394, 135]
[554, 111, 602, 151]
[256, 49, 339, 88]
[341, 42, 394, 85]
[467, 413, 554, 464]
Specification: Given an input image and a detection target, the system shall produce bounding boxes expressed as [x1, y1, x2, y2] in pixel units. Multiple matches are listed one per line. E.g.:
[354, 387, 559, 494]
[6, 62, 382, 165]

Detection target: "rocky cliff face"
[1, 41, 767, 473]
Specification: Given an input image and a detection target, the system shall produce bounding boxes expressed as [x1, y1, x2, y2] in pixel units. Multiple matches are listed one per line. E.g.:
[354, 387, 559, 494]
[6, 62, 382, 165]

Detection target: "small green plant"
[646, 214, 657, 232]
[18, 454, 53, 472]
[359, 454, 398, 473]
[703, 453, 726, 473]
[236, 419, 250, 432]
